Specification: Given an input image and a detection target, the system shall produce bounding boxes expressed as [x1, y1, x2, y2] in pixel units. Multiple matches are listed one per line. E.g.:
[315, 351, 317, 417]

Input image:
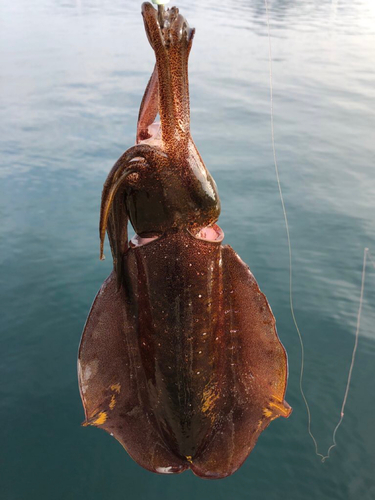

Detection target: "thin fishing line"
[264, 0, 369, 462]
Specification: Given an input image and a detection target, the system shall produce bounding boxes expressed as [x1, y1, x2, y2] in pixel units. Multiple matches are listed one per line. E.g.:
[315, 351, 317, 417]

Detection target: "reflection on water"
[1, 0, 374, 499]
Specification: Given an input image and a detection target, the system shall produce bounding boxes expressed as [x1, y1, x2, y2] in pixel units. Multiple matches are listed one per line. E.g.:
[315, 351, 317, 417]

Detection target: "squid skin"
[78, 2, 291, 479]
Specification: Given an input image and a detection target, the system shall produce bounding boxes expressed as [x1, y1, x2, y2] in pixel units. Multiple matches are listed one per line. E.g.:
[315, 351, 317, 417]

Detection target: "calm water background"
[1, 0, 375, 498]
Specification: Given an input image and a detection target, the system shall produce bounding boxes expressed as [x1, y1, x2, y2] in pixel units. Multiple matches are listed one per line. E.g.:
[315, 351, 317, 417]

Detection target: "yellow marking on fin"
[269, 399, 292, 417]
[262, 397, 292, 421]
[256, 419, 263, 432]
[202, 385, 219, 413]
[186, 456, 193, 464]
[263, 408, 273, 418]
[92, 411, 107, 425]
[111, 383, 121, 394]
[109, 394, 116, 410]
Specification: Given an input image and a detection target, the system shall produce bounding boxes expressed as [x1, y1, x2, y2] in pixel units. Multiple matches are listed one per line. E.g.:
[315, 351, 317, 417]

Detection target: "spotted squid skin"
[78, 2, 291, 479]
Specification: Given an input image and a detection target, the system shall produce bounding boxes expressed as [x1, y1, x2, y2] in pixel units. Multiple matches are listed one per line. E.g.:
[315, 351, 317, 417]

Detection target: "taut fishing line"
[264, 0, 372, 462]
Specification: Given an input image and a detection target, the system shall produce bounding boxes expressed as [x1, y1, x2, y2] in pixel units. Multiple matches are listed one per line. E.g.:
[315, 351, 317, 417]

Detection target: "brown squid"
[78, 2, 291, 479]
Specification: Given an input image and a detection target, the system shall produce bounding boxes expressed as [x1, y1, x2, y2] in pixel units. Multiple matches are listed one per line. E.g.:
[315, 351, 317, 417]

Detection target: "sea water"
[1, 0, 375, 498]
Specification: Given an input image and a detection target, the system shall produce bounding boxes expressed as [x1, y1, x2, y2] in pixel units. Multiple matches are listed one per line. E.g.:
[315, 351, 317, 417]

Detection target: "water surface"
[1, 0, 375, 498]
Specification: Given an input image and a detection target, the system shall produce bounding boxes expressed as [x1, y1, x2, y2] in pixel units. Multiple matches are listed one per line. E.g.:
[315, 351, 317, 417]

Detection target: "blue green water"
[1, 0, 375, 498]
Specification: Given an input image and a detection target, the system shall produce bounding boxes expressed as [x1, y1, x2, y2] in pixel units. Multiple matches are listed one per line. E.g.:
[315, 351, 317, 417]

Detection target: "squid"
[78, 1, 291, 479]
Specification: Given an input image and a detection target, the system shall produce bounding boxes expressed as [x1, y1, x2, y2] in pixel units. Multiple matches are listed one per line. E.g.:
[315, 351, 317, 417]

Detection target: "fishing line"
[264, 0, 371, 462]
